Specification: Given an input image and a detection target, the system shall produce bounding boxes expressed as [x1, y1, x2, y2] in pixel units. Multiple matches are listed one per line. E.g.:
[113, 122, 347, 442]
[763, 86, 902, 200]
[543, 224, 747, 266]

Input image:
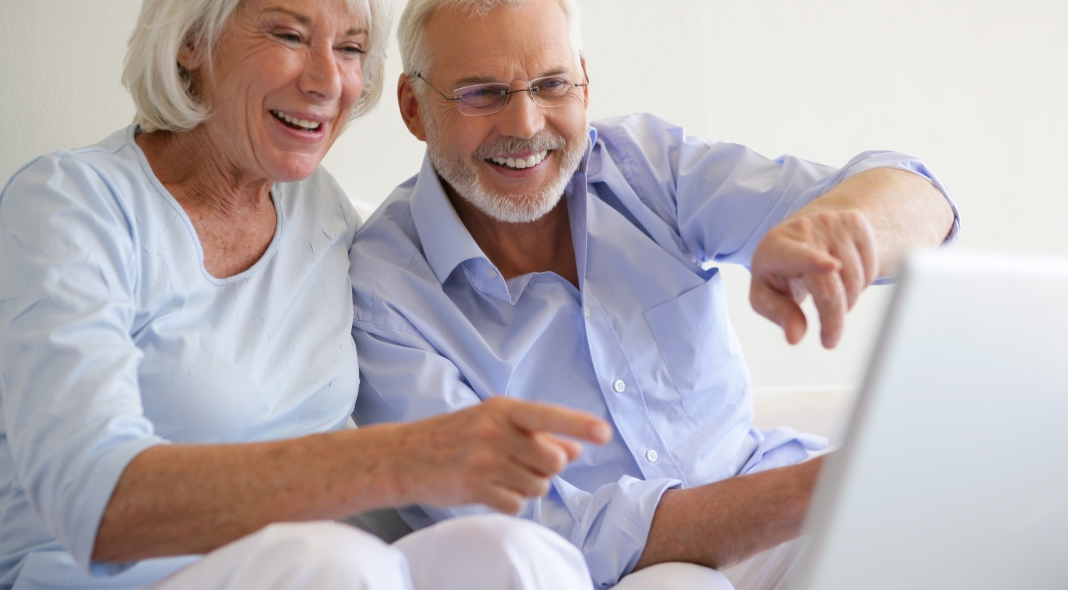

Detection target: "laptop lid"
[789, 250, 1068, 590]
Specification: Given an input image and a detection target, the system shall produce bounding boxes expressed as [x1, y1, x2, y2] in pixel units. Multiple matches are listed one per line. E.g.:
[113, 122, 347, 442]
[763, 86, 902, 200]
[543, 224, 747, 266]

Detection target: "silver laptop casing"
[790, 250, 1068, 589]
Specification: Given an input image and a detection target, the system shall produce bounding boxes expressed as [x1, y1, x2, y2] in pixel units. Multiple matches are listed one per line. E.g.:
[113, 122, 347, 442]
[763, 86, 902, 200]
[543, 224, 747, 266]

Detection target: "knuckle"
[483, 396, 504, 409]
[521, 477, 549, 498]
[548, 451, 566, 474]
[503, 496, 523, 514]
[471, 417, 504, 442]
[470, 446, 499, 469]
[455, 473, 479, 499]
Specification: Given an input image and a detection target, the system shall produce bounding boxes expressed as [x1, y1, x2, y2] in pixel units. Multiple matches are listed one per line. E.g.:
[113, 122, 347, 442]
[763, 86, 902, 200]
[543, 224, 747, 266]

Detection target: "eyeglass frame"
[412, 68, 590, 117]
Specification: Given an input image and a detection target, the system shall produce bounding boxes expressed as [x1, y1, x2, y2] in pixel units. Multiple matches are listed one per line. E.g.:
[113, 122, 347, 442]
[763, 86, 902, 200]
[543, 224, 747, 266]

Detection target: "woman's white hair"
[397, 0, 582, 78]
[123, 0, 393, 133]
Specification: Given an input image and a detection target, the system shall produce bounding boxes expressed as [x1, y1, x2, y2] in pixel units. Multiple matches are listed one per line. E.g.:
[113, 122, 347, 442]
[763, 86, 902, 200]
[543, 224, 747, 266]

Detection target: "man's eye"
[463, 87, 501, 99]
[537, 78, 567, 89]
[457, 87, 506, 106]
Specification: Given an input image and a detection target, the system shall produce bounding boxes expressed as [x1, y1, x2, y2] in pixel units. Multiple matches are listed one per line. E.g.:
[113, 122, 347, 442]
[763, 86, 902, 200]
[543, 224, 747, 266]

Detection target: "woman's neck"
[135, 127, 279, 279]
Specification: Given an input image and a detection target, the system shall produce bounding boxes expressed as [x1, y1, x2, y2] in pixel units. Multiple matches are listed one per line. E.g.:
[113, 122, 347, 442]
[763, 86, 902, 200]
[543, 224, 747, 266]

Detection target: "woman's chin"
[262, 153, 325, 183]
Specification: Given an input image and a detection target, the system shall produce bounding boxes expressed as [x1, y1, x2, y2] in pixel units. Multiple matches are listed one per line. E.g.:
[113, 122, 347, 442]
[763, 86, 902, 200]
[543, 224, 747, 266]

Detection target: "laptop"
[788, 249, 1068, 589]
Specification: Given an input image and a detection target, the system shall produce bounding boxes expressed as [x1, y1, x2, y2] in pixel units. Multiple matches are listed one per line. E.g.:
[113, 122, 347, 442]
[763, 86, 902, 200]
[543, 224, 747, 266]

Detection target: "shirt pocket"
[643, 271, 748, 420]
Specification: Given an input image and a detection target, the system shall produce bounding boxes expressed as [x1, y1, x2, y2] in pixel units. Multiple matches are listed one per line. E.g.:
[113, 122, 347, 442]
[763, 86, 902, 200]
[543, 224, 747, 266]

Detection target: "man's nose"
[495, 89, 544, 139]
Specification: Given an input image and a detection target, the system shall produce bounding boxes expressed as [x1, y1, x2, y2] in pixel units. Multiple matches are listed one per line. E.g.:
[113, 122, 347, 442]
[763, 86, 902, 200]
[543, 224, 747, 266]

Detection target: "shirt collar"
[410, 152, 489, 284]
[579, 125, 599, 177]
[409, 125, 599, 287]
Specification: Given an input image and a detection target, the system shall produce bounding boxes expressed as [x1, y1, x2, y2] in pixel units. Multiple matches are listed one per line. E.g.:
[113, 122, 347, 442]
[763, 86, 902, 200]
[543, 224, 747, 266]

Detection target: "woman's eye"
[274, 32, 302, 44]
[338, 45, 366, 57]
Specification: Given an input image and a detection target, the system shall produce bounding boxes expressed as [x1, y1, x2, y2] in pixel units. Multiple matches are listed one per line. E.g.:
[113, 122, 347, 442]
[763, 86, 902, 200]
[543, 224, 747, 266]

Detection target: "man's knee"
[613, 562, 735, 590]
[395, 514, 591, 590]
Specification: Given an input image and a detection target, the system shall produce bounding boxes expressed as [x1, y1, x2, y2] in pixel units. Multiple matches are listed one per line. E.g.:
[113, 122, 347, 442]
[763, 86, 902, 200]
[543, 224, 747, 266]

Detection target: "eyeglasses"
[414, 70, 589, 116]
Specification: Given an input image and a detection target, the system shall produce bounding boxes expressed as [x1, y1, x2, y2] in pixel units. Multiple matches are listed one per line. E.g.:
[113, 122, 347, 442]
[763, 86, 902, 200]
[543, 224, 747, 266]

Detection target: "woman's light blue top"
[0, 126, 361, 588]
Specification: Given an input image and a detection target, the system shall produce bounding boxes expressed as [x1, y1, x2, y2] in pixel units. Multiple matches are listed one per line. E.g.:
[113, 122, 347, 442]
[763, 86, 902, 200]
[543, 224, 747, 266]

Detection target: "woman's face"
[187, 0, 366, 183]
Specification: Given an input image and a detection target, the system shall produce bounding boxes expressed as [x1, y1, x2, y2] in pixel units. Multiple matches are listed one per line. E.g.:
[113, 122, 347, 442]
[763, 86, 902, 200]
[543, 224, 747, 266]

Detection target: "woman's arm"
[94, 397, 610, 562]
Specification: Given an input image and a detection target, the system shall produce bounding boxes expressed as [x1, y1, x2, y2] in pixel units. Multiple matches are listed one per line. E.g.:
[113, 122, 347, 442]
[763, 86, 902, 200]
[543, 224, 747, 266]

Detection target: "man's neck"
[444, 184, 579, 289]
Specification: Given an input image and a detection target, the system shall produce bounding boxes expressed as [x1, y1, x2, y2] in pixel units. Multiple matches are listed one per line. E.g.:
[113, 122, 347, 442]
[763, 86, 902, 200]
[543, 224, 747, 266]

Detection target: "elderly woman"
[0, 0, 610, 588]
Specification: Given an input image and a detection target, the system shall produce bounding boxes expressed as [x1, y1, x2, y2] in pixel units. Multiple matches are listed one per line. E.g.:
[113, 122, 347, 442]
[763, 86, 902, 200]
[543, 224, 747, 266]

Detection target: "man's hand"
[749, 167, 954, 348]
[750, 209, 878, 348]
[384, 397, 612, 513]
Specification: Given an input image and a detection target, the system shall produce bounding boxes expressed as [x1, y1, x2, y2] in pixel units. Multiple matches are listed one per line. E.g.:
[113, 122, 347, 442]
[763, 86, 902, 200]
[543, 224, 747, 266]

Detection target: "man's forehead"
[423, 0, 577, 82]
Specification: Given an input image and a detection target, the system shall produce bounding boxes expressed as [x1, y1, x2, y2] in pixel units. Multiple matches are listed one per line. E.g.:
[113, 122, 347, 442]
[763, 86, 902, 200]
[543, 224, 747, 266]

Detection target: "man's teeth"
[490, 151, 548, 170]
[272, 111, 321, 131]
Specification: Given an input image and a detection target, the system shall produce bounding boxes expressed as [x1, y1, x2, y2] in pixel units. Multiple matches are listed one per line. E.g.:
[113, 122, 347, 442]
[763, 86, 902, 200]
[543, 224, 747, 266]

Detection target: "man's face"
[415, 0, 589, 224]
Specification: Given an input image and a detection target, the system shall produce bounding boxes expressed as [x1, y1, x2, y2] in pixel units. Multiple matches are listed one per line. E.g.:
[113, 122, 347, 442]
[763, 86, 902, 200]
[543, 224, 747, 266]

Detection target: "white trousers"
[145, 515, 592, 590]
[611, 537, 804, 590]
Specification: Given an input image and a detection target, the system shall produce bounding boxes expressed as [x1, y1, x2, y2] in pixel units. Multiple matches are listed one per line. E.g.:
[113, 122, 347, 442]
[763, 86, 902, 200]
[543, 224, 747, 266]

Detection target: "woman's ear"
[177, 37, 207, 99]
[178, 43, 200, 72]
[177, 37, 204, 73]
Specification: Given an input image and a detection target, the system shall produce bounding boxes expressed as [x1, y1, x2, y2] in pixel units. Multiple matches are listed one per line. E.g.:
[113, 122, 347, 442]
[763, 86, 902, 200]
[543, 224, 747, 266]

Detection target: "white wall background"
[2, 0, 1066, 393]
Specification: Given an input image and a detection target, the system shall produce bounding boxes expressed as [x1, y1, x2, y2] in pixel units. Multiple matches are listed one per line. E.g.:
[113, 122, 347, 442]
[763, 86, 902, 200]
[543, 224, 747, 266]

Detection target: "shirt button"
[646, 449, 658, 463]
[486, 267, 498, 279]
[583, 306, 591, 319]
[613, 379, 626, 393]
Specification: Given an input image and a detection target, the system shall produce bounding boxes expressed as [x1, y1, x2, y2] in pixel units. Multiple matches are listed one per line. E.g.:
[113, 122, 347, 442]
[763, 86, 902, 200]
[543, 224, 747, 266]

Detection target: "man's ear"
[579, 54, 589, 110]
[398, 73, 428, 141]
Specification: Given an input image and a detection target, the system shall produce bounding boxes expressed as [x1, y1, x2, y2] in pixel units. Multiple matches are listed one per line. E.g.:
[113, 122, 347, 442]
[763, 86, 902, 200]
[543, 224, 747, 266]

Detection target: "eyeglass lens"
[453, 75, 584, 115]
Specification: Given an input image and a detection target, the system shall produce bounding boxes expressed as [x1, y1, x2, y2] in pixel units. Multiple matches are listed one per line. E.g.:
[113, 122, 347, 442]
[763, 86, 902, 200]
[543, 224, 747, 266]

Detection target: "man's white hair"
[123, 0, 393, 133]
[397, 0, 583, 78]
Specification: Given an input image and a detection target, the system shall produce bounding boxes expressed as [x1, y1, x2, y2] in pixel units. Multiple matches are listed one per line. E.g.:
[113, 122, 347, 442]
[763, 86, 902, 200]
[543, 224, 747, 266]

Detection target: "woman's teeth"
[490, 150, 548, 170]
[272, 110, 321, 131]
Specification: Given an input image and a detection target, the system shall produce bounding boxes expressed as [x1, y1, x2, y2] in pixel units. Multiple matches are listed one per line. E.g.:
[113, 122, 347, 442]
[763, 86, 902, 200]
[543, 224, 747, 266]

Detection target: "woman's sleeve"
[0, 156, 166, 574]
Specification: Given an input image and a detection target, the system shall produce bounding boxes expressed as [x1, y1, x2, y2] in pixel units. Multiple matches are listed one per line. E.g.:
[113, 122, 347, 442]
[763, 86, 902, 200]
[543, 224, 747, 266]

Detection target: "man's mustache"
[473, 134, 567, 160]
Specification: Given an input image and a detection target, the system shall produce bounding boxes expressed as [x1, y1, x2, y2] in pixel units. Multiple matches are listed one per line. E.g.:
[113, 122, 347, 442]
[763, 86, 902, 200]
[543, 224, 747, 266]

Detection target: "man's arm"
[635, 456, 824, 571]
[750, 167, 957, 348]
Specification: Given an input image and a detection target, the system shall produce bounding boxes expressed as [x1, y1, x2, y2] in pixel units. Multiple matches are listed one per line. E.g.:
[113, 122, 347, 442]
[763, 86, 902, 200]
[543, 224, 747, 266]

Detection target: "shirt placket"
[571, 173, 684, 484]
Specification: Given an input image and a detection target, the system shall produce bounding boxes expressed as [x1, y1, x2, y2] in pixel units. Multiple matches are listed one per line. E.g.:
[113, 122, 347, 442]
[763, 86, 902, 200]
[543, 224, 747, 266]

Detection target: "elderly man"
[350, 0, 958, 588]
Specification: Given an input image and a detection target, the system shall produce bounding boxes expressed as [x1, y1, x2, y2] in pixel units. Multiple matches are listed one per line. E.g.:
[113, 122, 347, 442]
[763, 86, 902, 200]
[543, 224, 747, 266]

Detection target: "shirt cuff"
[732, 426, 828, 476]
[837, 150, 962, 247]
[69, 437, 167, 575]
[546, 475, 681, 589]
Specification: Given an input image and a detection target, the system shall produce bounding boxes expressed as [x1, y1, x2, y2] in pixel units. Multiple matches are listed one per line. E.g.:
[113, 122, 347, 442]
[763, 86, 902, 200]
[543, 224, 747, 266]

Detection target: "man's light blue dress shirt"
[351, 113, 960, 588]
[0, 126, 362, 589]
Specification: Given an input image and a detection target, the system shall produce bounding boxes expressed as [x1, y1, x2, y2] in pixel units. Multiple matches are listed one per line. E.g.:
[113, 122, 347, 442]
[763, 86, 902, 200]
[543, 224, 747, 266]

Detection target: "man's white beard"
[424, 116, 587, 224]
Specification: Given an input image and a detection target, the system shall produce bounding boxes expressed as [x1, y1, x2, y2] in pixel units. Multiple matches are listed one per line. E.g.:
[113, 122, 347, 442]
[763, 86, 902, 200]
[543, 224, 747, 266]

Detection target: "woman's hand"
[375, 397, 611, 513]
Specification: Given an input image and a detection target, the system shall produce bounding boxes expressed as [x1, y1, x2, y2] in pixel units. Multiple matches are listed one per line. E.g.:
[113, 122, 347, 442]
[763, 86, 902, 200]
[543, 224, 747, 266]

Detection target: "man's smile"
[487, 150, 550, 170]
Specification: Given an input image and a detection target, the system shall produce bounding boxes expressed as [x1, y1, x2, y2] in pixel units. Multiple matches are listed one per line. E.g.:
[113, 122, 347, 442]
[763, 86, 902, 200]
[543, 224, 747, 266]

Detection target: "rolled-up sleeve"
[593, 113, 961, 269]
[0, 156, 166, 573]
